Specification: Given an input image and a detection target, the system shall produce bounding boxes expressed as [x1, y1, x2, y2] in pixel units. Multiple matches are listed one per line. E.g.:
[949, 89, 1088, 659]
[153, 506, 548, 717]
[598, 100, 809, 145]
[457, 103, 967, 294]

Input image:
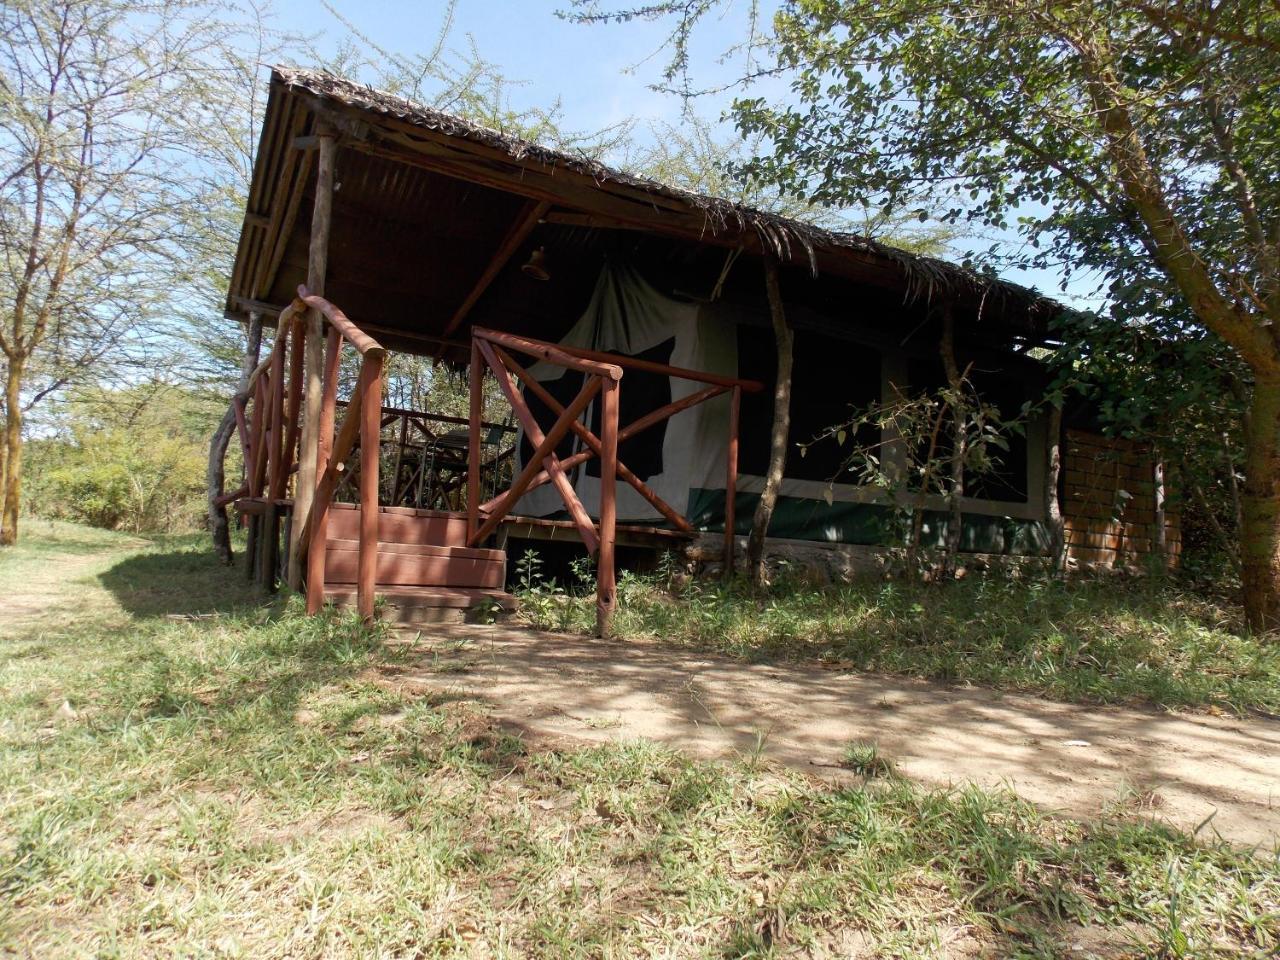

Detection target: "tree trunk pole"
[208, 311, 264, 565]
[939, 306, 964, 578]
[1045, 403, 1066, 573]
[747, 254, 794, 587]
[288, 128, 337, 590]
[1, 356, 24, 546]
[1153, 453, 1167, 572]
[1240, 375, 1280, 633]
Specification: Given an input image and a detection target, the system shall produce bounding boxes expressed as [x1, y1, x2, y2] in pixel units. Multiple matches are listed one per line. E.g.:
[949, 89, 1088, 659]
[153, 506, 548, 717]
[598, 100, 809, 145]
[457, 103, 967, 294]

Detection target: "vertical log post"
[597, 377, 620, 637]
[1154, 455, 1168, 571]
[939, 305, 965, 579]
[208, 311, 263, 565]
[263, 333, 290, 588]
[747, 253, 794, 587]
[1046, 403, 1066, 573]
[467, 339, 483, 544]
[289, 127, 337, 590]
[357, 354, 384, 621]
[306, 327, 343, 614]
[283, 316, 305, 482]
[723, 384, 741, 576]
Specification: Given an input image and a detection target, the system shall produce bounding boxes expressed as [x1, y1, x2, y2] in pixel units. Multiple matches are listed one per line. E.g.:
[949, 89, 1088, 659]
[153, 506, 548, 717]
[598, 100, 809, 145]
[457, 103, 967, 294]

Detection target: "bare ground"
[388, 623, 1280, 849]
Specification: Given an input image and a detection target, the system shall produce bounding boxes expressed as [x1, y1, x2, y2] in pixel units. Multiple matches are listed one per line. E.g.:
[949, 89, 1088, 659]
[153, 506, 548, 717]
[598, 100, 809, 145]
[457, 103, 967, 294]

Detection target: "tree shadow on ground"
[97, 539, 266, 620]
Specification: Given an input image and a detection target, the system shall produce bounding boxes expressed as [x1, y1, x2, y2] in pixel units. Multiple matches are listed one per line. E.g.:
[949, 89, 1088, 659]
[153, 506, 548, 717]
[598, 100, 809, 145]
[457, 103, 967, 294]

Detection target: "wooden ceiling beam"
[440, 198, 551, 339]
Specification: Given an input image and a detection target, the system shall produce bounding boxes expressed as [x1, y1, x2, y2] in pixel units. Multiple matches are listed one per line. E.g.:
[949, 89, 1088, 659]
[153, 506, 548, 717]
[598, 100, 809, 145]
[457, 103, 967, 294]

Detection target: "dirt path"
[391, 624, 1280, 849]
[0, 533, 140, 638]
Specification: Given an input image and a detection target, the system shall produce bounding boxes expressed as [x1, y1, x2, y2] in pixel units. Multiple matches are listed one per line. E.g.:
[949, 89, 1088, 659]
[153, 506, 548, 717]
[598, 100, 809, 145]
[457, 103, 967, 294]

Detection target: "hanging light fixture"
[521, 246, 551, 281]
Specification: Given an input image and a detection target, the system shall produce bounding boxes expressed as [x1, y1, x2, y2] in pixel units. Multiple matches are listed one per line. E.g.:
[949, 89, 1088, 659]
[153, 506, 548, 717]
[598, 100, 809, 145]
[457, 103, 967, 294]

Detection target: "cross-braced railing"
[221, 285, 385, 623]
[467, 327, 761, 636]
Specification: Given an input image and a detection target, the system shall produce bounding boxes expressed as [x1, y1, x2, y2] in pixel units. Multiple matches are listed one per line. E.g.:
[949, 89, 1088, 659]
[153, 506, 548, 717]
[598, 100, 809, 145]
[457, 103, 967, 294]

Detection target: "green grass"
[518, 570, 1280, 715]
[1, 526, 1278, 957]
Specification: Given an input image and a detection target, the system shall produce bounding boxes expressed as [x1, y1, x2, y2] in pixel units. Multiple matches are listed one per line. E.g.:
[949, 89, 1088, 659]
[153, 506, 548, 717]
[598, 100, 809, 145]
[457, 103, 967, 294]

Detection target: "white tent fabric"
[513, 262, 736, 522]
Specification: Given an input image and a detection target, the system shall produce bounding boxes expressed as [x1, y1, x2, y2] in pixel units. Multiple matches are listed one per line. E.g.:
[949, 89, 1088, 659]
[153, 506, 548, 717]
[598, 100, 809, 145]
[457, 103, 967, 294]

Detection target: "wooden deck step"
[328, 503, 469, 547]
[324, 585, 517, 624]
[323, 538, 505, 589]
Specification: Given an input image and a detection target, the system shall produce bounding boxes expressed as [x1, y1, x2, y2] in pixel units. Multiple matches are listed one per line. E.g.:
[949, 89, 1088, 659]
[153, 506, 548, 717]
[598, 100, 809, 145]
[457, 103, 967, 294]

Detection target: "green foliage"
[799, 371, 1030, 574]
[24, 383, 223, 533]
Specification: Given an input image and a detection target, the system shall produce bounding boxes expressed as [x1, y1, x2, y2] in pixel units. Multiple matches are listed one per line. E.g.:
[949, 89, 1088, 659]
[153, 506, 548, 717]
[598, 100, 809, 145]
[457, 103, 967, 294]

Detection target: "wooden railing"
[331, 403, 516, 511]
[223, 296, 307, 584]
[291, 286, 386, 620]
[467, 327, 761, 636]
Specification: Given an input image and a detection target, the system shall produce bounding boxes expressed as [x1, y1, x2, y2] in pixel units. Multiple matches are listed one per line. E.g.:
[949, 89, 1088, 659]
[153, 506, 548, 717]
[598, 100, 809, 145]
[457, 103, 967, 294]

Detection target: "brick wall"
[1062, 428, 1180, 569]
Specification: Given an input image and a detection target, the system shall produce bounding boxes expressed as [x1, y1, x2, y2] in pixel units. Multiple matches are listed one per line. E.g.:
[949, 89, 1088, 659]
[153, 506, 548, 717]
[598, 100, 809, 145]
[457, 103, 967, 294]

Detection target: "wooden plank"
[329, 503, 469, 546]
[306, 326, 343, 614]
[325, 547, 505, 589]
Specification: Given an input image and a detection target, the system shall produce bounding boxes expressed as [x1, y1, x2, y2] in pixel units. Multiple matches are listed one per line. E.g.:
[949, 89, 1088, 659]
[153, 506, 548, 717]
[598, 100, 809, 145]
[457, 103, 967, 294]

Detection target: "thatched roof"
[273, 67, 1059, 324]
[226, 67, 1062, 358]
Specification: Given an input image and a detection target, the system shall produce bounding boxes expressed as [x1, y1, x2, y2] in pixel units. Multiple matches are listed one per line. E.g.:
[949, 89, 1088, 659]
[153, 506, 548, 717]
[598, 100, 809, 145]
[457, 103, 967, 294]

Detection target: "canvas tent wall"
[514, 260, 1056, 557]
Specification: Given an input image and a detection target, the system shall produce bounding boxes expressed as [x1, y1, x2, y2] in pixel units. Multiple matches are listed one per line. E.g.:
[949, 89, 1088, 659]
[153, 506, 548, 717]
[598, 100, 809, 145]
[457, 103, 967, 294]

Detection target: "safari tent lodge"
[219, 69, 1178, 634]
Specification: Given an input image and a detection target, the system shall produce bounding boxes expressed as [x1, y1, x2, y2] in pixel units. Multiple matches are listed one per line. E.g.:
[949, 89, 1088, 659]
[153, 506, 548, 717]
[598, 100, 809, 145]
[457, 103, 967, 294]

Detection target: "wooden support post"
[597, 378, 619, 638]
[283, 317, 305, 486]
[467, 339, 483, 544]
[260, 502, 279, 590]
[724, 384, 741, 575]
[288, 128, 337, 590]
[747, 253, 794, 587]
[306, 327, 342, 614]
[357, 354, 384, 621]
[268, 334, 287, 498]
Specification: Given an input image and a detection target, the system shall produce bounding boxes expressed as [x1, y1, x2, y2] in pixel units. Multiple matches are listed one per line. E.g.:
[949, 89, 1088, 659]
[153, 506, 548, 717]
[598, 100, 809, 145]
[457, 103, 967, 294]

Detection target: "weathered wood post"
[208, 311, 263, 565]
[305, 326, 342, 614]
[597, 377, 620, 637]
[1046, 404, 1066, 572]
[288, 125, 337, 590]
[467, 339, 483, 544]
[747, 253, 794, 587]
[723, 384, 741, 575]
[357, 352, 384, 620]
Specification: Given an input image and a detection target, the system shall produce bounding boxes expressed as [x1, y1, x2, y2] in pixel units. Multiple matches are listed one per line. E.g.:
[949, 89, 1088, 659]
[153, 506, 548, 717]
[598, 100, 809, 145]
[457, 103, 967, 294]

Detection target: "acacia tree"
[569, 1, 1280, 628]
[0, 0, 222, 545]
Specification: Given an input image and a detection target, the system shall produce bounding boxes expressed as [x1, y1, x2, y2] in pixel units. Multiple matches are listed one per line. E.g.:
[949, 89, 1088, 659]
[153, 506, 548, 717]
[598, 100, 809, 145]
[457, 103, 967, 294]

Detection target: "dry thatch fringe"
[275, 66, 1054, 320]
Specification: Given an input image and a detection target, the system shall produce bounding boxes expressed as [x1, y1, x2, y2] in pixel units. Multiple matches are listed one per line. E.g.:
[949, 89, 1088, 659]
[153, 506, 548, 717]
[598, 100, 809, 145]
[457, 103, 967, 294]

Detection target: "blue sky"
[267, 0, 1092, 305]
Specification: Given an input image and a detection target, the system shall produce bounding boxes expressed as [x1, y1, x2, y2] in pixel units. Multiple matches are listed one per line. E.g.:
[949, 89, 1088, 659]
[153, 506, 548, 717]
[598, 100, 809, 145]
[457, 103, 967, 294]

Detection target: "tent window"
[737, 327, 882, 483]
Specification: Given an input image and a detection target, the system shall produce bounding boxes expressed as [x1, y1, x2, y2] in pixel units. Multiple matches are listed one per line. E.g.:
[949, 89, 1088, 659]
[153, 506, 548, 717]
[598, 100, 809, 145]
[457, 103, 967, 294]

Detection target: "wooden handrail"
[474, 327, 622, 380]
[297, 285, 385, 358]
[536, 339, 763, 393]
[335, 400, 515, 435]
